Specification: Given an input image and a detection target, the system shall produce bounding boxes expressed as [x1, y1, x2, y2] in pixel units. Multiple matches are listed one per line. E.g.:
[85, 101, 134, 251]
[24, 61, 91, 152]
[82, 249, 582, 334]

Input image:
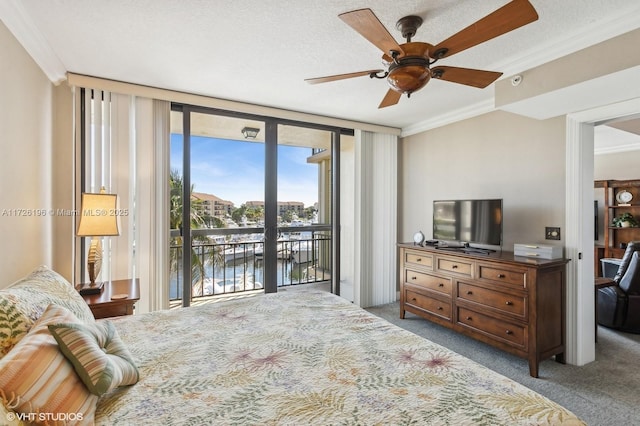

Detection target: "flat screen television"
[433, 199, 503, 246]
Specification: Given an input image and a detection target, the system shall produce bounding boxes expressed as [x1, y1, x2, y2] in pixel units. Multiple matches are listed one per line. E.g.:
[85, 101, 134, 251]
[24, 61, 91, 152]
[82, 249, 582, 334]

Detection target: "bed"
[1, 266, 584, 425]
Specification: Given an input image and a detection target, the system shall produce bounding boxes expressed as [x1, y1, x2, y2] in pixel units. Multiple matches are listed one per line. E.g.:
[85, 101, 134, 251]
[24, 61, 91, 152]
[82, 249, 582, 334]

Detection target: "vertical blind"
[353, 130, 398, 307]
[77, 89, 169, 312]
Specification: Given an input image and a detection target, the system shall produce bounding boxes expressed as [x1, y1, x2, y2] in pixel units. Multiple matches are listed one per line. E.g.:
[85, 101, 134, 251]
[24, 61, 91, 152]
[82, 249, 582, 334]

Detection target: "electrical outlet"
[545, 227, 561, 240]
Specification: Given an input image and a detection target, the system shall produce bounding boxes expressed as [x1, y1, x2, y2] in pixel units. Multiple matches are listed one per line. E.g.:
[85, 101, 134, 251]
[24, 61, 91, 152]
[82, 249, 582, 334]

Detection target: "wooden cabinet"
[595, 180, 640, 260]
[399, 244, 568, 378]
[80, 279, 140, 319]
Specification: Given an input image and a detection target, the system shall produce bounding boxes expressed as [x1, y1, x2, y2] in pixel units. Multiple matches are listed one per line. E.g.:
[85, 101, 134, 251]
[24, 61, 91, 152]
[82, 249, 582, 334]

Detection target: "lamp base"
[77, 281, 105, 295]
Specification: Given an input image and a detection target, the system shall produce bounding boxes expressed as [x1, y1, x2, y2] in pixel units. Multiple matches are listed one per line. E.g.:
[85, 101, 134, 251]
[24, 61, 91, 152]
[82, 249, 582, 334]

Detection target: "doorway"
[168, 104, 342, 307]
[566, 97, 640, 366]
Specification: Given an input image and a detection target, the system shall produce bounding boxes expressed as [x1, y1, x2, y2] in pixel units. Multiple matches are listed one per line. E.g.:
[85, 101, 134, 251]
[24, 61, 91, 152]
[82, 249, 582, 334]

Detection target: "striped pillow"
[48, 320, 139, 396]
[0, 304, 98, 424]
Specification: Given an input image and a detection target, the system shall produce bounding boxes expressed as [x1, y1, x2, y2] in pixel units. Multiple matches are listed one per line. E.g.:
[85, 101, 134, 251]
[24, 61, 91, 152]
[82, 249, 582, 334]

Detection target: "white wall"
[0, 21, 54, 286]
[400, 110, 566, 251]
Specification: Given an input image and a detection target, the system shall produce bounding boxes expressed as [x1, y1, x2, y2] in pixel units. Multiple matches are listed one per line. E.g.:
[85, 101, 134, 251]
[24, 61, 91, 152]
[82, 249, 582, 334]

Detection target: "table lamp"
[76, 188, 120, 295]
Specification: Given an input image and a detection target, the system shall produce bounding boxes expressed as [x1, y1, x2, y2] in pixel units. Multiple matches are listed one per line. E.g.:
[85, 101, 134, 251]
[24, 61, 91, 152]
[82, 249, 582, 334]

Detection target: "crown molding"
[0, 0, 66, 84]
[401, 99, 495, 137]
[594, 144, 640, 156]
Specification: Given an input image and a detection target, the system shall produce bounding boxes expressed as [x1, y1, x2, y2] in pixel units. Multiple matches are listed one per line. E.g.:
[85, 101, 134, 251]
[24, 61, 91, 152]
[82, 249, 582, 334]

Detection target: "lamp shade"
[77, 192, 120, 237]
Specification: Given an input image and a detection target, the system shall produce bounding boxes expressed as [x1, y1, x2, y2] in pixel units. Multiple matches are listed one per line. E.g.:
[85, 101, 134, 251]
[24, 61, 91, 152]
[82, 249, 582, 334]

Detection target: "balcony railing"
[169, 225, 331, 302]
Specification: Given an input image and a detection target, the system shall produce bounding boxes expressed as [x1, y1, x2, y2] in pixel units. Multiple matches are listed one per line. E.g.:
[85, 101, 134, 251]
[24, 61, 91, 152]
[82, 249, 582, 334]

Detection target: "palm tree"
[169, 169, 223, 298]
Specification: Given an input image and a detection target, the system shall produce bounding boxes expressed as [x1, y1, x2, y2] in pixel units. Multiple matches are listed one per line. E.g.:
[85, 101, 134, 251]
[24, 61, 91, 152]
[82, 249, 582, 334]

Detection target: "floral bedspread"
[96, 290, 584, 425]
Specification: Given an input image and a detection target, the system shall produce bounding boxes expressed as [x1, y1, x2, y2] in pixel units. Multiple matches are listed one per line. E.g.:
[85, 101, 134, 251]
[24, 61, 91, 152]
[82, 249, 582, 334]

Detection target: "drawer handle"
[506, 330, 513, 335]
[505, 301, 513, 306]
[466, 290, 473, 295]
[497, 274, 505, 278]
[466, 316, 472, 321]
[417, 258, 422, 262]
[437, 306, 443, 311]
[438, 283, 444, 287]
[411, 276, 417, 280]
[411, 298, 417, 302]
[452, 264, 459, 269]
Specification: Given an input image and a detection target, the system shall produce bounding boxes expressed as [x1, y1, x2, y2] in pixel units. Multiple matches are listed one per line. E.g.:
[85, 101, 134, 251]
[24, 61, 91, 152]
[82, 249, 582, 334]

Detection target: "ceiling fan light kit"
[305, 0, 539, 108]
[385, 42, 432, 96]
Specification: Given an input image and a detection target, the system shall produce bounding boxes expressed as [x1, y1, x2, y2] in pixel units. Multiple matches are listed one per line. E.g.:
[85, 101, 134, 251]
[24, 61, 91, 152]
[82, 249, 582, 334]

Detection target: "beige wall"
[0, 22, 74, 287]
[400, 110, 566, 251]
[496, 28, 640, 107]
[0, 22, 53, 286]
[594, 150, 640, 181]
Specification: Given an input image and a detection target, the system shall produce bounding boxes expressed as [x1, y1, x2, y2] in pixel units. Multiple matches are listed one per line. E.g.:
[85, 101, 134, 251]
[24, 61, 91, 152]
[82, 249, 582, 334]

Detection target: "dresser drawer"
[478, 263, 526, 288]
[457, 282, 526, 319]
[405, 289, 451, 320]
[458, 307, 526, 348]
[404, 249, 433, 269]
[404, 269, 452, 295]
[436, 257, 473, 277]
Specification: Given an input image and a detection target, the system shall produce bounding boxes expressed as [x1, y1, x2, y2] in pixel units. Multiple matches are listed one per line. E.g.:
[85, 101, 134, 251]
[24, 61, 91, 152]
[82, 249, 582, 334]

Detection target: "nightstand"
[79, 278, 140, 319]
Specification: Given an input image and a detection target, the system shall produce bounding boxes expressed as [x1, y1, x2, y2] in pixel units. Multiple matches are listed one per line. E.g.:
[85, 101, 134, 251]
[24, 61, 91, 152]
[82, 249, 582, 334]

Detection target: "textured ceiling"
[2, 0, 640, 134]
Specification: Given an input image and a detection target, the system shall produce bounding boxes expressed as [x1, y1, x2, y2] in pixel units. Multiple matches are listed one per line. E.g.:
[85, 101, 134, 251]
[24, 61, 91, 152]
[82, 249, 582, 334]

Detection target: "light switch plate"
[546, 227, 561, 240]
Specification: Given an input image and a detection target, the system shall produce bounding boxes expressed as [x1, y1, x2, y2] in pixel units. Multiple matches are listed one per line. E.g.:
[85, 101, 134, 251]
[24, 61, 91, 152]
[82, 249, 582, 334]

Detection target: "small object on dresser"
[413, 231, 425, 246]
[514, 243, 563, 259]
[76, 281, 105, 295]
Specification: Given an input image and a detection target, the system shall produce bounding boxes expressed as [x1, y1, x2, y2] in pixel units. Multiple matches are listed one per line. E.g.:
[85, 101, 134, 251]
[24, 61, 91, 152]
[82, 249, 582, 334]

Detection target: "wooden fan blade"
[339, 9, 404, 57]
[305, 70, 385, 84]
[378, 89, 402, 108]
[431, 66, 502, 88]
[431, 0, 538, 59]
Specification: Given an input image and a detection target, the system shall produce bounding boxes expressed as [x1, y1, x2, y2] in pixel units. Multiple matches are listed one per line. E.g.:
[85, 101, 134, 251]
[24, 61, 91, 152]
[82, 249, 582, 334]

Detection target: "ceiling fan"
[305, 0, 538, 108]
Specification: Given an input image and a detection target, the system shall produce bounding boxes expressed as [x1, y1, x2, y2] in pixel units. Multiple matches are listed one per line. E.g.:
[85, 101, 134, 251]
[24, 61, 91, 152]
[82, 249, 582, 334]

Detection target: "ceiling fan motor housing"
[384, 42, 432, 94]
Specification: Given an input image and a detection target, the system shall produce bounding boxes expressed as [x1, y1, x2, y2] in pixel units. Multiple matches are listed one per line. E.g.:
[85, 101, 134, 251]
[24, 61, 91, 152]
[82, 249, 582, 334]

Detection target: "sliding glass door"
[276, 124, 333, 289]
[169, 105, 341, 307]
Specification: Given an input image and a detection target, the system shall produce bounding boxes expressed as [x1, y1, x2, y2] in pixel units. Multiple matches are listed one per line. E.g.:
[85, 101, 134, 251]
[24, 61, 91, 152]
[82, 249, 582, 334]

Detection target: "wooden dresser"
[398, 243, 569, 377]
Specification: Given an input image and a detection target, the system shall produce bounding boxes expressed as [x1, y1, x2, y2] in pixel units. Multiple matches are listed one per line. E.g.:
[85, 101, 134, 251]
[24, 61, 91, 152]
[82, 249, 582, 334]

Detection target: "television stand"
[462, 247, 496, 255]
[436, 246, 465, 252]
[435, 243, 496, 254]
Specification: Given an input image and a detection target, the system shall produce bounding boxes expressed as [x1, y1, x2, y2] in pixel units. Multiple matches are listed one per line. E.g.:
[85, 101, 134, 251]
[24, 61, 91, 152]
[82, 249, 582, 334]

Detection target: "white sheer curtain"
[76, 89, 169, 313]
[342, 130, 398, 308]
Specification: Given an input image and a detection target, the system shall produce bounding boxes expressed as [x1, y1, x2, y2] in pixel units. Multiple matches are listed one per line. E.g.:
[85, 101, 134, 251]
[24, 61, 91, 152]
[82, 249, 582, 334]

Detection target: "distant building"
[278, 201, 305, 218]
[192, 192, 233, 218]
[245, 200, 305, 218]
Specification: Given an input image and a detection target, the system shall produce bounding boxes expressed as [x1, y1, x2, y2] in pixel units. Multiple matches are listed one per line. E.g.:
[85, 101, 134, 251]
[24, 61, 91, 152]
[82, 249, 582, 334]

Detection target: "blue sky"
[170, 134, 318, 207]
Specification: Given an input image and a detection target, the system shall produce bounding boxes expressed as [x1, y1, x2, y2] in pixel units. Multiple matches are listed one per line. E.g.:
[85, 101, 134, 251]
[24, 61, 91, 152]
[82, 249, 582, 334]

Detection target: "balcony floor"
[170, 281, 330, 310]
